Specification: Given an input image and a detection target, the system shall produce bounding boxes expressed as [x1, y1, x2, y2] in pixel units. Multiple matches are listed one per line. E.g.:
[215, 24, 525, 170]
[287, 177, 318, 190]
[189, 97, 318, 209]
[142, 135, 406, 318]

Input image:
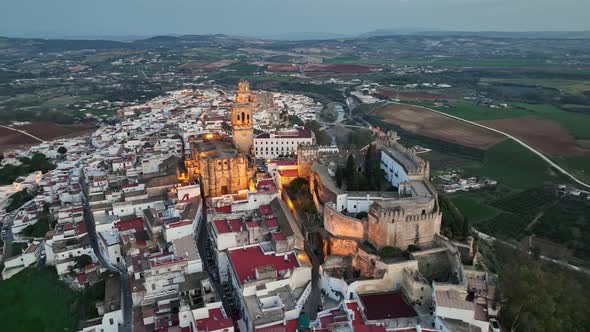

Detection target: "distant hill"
[360, 29, 590, 39]
[256, 32, 353, 41]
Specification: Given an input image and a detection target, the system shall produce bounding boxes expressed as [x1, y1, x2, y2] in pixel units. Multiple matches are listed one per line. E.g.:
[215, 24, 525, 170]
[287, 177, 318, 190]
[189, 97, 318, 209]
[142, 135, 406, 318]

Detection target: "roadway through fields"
[0, 125, 47, 143]
[390, 102, 590, 190]
[354, 100, 590, 274]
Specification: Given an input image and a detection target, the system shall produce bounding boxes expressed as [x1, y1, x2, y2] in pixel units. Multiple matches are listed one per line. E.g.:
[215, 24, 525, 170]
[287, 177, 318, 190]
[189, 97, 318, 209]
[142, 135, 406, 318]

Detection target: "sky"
[1, 0, 589, 38]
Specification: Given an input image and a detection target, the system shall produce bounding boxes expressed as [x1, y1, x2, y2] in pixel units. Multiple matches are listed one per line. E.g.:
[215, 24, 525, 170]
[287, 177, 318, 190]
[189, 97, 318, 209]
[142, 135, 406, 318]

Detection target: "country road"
[0, 125, 46, 143]
[391, 101, 590, 190]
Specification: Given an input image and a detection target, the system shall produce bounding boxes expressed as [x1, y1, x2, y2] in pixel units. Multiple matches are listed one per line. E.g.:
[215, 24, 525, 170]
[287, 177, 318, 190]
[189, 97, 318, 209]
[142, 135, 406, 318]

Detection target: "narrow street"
[80, 178, 132, 332]
[195, 179, 236, 323]
[0, 212, 15, 270]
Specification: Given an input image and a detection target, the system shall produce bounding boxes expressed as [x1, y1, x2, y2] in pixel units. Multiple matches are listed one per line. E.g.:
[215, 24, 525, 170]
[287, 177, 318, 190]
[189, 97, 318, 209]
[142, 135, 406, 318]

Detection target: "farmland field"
[481, 78, 590, 96]
[435, 102, 590, 141]
[463, 140, 560, 190]
[429, 58, 561, 68]
[449, 193, 500, 223]
[373, 103, 504, 149]
[478, 117, 590, 156]
[436, 102, 531, 121]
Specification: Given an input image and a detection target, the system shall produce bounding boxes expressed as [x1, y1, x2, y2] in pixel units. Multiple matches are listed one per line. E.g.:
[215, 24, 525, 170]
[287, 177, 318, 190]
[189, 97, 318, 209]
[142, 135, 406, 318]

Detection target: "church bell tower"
[231, 79, 255, 154]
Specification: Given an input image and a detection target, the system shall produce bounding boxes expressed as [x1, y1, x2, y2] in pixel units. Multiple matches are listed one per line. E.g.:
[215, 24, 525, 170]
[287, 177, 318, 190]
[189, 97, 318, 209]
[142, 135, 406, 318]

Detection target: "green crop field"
[482, 78, 590, 96]
[512, 103, 590, 140]
[437, 102, 590, 141]
[0, 267, 103, 332]
[437, 102, 531, 121]
[463, 139, 559, 190]
[551, 155, 590, 184]
[430, 58, 557, 68]
[449, 193, 500, 223]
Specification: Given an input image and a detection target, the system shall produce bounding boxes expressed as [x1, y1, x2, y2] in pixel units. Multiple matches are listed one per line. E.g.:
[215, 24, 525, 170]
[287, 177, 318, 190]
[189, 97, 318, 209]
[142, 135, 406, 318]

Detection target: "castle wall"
[367, 211, 442, 250]
[354, 247, 381, 278]
[326, 237, 358, 257]
[402, 270, 432, 304]
[324, 204, 365, 240]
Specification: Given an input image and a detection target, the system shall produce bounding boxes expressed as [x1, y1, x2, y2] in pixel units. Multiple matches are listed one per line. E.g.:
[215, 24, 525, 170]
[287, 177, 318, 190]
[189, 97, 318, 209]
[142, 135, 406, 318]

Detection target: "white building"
[254, 127, 315, 159]
[1, 241, 43, 279]
[98, 230, 123, 265]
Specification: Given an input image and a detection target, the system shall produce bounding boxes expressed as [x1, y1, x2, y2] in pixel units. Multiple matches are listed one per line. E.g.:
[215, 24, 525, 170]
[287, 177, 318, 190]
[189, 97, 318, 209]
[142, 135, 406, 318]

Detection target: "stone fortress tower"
[231, 79, 256, 154]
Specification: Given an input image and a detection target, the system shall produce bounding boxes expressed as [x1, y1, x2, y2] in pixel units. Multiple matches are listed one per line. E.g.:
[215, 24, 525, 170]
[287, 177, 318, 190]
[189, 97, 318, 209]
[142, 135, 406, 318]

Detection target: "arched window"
[241, 112, 245, 124]
[236, 114, 240, 122]
[247, 113, 250, 123]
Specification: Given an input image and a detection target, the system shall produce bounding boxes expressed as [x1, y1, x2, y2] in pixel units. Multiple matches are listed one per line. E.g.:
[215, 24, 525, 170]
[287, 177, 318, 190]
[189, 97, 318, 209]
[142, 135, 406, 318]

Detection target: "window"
[109, 318, 114, 325]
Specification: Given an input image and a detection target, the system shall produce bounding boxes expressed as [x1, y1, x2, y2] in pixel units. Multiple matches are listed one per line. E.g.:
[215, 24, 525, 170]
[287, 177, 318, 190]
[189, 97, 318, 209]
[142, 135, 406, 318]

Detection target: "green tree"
[75, 255, 93, 269]
[335, 167, 343, 188]
[344, 154, 355, 185]
[379, 246, 403, 258]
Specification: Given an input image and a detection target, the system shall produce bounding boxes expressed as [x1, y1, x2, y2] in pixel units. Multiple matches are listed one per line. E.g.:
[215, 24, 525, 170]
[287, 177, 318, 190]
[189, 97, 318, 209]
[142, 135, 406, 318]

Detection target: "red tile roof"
[75, 273, 88, 285]
[358, 291, 417, 320]
[115, 217, 145, 232]
[345, 301, 387, 332]
[76, 221, 88, 235]
[228, 218, 242, 232]
[278, 169, 299, 178]
[213, 219, 235, 234]
[228, 246, 299, 285]
[259, 204, 272, 215]
[168, 220, 192, 229]
[272, 232, 286, 241]
[246, 221, 260, 228]
[194, 308, 233, 332]
[264, 217, 279, 229]
[215, 205, 232, 214]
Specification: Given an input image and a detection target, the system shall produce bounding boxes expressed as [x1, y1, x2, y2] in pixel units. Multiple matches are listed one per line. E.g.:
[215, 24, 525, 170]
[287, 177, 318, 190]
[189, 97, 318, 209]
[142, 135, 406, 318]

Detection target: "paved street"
[0, 212, 15, 269]
[80, 178, 132, 332]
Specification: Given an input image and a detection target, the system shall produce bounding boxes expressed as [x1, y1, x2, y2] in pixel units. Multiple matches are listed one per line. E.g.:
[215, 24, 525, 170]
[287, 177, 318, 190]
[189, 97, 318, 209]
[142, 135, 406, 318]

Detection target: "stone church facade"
[183, 79, 257, 197]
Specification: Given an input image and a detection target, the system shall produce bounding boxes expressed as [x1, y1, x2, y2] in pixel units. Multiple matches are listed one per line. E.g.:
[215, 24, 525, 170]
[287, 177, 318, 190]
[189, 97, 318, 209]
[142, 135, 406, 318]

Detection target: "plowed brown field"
[478, 117, 590, 156]
[374, 104, 504, 149]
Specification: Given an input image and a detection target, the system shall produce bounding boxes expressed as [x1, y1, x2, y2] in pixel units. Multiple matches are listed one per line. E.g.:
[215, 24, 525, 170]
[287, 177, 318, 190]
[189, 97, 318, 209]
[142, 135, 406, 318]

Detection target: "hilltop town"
[0, 79, 506, 332]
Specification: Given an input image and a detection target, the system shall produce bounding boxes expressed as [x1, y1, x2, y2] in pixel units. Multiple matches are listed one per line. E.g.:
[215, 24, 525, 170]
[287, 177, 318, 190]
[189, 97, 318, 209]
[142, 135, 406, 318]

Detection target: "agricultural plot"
[429, 58, 560, 68]
[478, 117, 590, 156]
[454, 184, 590, 262]
[481, 78, 590, 96]
[449, 193, 500, 223]
[530, 199, 590, 259]
[436, 102, 532, 121]
[373, 104, 504, 149]
[462, 140, 560, 190]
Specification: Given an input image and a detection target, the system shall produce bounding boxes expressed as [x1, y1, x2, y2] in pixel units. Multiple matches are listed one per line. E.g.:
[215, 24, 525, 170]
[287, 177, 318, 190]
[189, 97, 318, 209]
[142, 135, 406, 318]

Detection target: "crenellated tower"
[231, 79, 256, 154]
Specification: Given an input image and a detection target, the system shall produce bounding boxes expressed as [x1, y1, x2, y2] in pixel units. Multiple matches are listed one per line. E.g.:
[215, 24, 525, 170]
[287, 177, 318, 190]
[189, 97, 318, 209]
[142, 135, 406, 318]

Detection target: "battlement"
[381, 131, 430, 179]
[375, 208, 441, 224]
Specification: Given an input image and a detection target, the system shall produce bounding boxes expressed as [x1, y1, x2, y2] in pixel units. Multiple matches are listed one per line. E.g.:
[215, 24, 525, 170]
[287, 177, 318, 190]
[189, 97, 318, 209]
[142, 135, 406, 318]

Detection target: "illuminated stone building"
[310, 131, 442, 252]
[183, 80, 257, 197]
[231, 79, 255, 154]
